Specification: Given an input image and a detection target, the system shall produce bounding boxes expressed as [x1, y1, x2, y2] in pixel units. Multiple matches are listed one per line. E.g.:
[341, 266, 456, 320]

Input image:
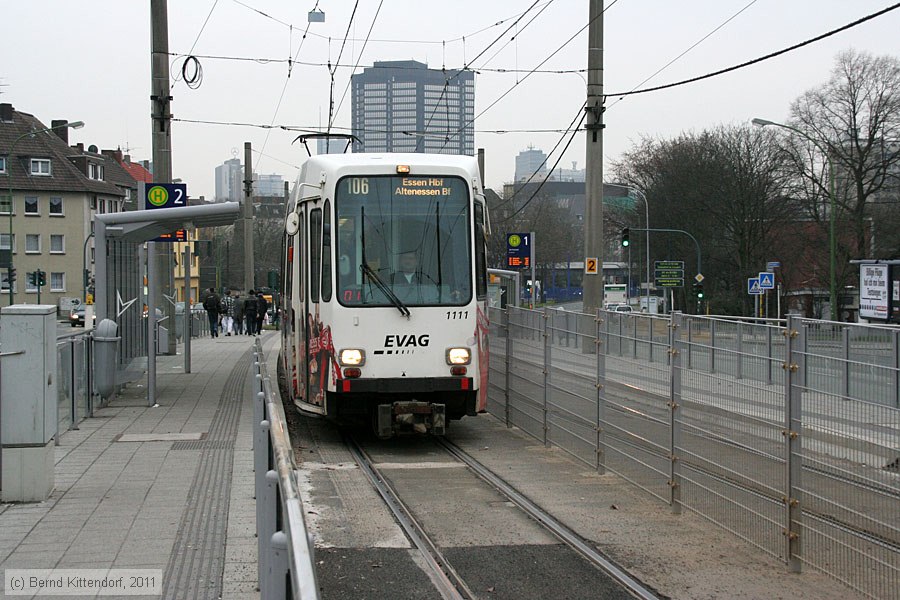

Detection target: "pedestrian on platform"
[244, 289, 258, 336]
[202, 287, 221, 338]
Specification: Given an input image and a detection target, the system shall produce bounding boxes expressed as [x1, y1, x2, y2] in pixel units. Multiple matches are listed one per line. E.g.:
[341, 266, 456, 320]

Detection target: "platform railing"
[253, 340, 320, 600]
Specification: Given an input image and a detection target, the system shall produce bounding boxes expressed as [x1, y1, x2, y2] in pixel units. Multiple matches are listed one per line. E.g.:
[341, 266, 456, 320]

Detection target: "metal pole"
[147, 241, 157, 407]
[184, 244, 191, 373]
[244, 142, 255, 291]
[151, 0, 176, 354]
[583, 0, 604, 315]
[530, 231, 536, 308]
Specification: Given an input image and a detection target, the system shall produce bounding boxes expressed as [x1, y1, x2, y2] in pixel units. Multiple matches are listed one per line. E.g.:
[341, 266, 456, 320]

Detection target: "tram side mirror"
[285, 211, 300, 236]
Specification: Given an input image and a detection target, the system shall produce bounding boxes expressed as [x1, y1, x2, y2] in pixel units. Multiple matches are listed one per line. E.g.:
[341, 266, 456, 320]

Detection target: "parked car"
[69, 305, 95, 327]
[613, 304, 634, 313]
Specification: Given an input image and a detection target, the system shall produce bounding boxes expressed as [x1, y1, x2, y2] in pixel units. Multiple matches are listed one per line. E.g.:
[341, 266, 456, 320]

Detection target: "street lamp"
[610, 183, 651, 311]
[752, 117, 837, 321]
[6, 119, 84, 305]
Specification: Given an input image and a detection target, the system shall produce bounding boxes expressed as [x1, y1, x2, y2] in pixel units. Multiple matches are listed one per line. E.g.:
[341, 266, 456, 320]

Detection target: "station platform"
[0, 331, 275, 599]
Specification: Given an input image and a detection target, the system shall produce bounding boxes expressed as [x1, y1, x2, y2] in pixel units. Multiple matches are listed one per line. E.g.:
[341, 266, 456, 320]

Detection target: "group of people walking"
[201, 288, 270, 338]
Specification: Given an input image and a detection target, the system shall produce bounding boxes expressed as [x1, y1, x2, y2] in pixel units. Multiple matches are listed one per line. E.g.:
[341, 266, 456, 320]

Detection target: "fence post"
[783, 315, 803, 572]
[267, 531, 289, 600]
[766, 325, 774, 385]
[710, 319, 717, 373]
[841, 327, 850, 401]
[542, 307, 550, 447]
[633, 314, 638, 359]
[255, 419, 271, 590]
[259, 469, 278, 597]
[648, 317, 654, 364]
[687, 317, 693, 369]
[86, 335, 94, 418]
[894, 330, 900, 409]
[736, 322, 743, 380]
[69, 338, 79, 430]
[669, 312, 683, 514]
[596, 309, 606, 474]
[505, 306, 511, 428]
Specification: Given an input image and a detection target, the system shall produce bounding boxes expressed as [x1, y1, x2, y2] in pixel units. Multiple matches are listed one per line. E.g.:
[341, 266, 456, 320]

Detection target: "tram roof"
[300, 152, 480, 177]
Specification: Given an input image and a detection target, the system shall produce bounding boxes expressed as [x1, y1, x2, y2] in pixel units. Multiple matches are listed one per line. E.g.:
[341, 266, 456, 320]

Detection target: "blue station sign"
[145, 183, 189, 242]
[506, 232, 531, 269]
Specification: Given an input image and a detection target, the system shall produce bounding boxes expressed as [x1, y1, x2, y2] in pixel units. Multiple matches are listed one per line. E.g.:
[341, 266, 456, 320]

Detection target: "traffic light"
[621, 228, 630, 247]
[37, 270, 46, 287]
[7, 266, 15, 284]
[27, 271, 36, 286]
[694, 281, 704, 299]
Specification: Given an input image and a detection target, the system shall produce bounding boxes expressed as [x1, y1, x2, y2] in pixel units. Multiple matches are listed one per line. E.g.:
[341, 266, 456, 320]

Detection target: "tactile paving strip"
[162, 348, 252, 599]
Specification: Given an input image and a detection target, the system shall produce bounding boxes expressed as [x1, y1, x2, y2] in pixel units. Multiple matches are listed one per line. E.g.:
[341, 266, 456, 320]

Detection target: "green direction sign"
[655, 260, 684, 270]
[657, 278, 684, 288]
[655, 269, 683, 279]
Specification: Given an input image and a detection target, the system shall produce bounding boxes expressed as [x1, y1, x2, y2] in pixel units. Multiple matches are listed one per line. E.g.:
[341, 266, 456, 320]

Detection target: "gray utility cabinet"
[1, 304, 58, 501]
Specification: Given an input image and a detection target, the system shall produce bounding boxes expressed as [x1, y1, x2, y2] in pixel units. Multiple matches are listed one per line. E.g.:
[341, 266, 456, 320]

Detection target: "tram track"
[345, 432, 660, 600]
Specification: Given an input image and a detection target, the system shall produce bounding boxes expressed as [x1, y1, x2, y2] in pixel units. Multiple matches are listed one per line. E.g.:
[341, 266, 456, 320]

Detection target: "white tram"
[279, 153, 490, 437]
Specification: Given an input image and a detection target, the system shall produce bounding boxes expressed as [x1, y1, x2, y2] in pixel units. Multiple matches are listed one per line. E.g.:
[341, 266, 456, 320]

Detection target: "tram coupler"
[376, 401, 446, 438]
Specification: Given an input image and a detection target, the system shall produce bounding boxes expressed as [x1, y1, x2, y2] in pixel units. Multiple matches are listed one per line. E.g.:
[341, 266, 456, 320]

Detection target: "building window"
[0, 233, 14, 253]
[30, 158, 51, 176]
[26, 234, 40, 253]
[50, 272, 64, 292]
[24, 196, 39, 215]
[89, 163, 105, 180]
[99, 199, 106, 213]
[0, 269, 12, 293]
[49, 197, 63, 215]
[0, 156, 5, 174]
[50, 234, 64, 253]
[25, 274, 37, 293]
[0, 194, 11, 215]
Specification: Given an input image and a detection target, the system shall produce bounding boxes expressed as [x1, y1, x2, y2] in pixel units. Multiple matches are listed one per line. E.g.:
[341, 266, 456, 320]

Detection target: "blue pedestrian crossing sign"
[758, 272, 775, 290]
[747, 277, 763, 295]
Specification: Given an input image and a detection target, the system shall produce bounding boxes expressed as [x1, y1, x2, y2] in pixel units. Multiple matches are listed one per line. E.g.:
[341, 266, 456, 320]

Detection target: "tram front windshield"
[336, 174, 472, 307]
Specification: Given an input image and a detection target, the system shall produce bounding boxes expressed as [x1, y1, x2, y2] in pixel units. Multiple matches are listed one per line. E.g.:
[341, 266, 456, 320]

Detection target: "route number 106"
[347, 178, 369, 195]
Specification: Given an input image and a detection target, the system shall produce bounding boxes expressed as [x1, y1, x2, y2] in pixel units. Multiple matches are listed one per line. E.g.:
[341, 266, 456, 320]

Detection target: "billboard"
[859, 263, 889, 320]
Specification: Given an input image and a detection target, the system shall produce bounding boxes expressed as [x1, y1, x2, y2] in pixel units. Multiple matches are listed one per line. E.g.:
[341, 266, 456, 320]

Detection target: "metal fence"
[54, 329, 94, 434]
[252, 340, 319, 600]
[488, 306, 900, 600]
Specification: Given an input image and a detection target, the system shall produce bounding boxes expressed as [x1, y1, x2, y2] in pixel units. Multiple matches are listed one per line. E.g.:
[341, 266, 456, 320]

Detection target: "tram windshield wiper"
[361, 262, 410, 318]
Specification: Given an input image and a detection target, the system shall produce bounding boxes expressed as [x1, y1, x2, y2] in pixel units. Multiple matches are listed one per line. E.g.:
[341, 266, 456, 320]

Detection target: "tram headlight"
[446, 347, 471, 365]
[339, 348, 365, 366]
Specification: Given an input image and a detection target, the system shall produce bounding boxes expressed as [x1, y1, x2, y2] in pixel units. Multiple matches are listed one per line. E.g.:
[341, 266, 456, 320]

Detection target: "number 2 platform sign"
[145, 183, 188, 242]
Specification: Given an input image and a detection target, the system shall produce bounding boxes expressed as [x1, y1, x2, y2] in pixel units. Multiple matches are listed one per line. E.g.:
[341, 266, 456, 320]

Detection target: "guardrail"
[488, 306, 900, 600]
[252, 339, 320, 600]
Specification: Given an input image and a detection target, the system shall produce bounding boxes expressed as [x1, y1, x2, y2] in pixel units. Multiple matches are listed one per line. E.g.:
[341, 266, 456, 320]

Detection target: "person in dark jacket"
[201, 287, 221, 338]
[256, 293, 269, 335]
[243, 289, 258, 336]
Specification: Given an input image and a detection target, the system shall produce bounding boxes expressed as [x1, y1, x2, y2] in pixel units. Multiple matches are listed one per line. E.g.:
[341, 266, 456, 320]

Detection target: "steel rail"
[345, 435, 475, 600]
[437, 438, 660, 600]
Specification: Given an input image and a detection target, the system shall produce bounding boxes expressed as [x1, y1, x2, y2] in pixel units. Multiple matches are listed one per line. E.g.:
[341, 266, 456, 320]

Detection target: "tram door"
[306, 204, 325, 408]
[293, 209, 308, 404]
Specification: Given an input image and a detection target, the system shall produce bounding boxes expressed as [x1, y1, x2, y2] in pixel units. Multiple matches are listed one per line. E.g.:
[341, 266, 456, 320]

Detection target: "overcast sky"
[2, 1, 899, 199]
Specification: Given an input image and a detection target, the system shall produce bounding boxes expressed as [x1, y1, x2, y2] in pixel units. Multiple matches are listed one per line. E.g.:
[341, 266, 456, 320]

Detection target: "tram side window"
[310, 208, 322, 302]
[322, 200, 332, 302]
[474, 202, 487, 300]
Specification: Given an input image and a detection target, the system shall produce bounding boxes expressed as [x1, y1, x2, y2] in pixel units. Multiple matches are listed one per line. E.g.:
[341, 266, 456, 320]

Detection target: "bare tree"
[613, 125, 797, 314]
[789, 49, 900, 264]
